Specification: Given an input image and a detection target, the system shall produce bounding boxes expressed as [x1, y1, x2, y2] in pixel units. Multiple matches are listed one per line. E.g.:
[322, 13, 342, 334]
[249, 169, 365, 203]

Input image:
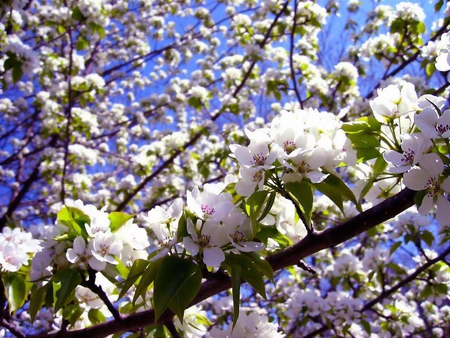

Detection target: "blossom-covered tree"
[0, 0, 449, 337]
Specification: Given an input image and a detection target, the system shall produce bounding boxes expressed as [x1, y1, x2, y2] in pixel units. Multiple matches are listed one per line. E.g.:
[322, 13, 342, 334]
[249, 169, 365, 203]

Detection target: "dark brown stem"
[0, 160, 42, 230]
[81, 270, 122, 322]
[361, 245, 450, 312]
[1, 318, 26, 338]
[289, 0, 304, 108]
[60, 14, 75, 204]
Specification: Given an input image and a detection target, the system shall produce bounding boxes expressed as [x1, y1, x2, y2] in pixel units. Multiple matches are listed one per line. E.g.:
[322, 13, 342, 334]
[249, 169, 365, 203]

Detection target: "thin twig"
[289, 0, 304, 108]
[361, 245, 450, 312]
[81, 270, 122, 322]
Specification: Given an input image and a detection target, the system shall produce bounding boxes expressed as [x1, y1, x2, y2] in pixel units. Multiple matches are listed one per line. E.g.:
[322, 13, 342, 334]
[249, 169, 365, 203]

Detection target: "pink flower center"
[197, 234, 211, 248]
[252, 170, 263, 182]
[201, 204, 215, 216]
[251, 153, 267, 166]
[99, 243, 110, 255]
[401, 148, 415, 164]
[283, 141, 296, 154]
[437, 123, 450, 135]
[297, 160, 311, 174]
[425, 177, 441, 198]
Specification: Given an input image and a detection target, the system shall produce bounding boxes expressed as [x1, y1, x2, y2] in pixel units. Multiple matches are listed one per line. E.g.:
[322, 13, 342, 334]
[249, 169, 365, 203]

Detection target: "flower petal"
[203, 247, 225, 267]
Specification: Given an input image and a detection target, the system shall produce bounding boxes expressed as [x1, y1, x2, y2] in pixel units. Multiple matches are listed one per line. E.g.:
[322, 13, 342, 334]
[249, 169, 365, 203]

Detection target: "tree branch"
[289, 0, 304, 109]
[30, 188, 416, 338]
[361, 244, 450, 312]
[0, 160, 42, 230]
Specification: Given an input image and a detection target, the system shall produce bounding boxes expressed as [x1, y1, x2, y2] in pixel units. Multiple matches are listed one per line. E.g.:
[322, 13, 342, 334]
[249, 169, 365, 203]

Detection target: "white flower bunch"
[142, 183, 264, 268]
[230, 108, 356, 196]
[370, 84, 450, 227]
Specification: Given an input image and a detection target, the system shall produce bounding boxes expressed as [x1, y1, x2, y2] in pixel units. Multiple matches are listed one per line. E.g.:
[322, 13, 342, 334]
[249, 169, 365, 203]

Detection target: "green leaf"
[175, 212, 188, 241]
[57, 25, 66, 34]
[153, 256, 202, 322]
[2, 274, 28, 313]
[224, 253, 267, 300]
[57, 206, 90, 238]
[115, 259, 129, 279]
[119, 259, 149, 300]
[426, 62, 435, 77]
[434, 283, 448, 295]
[414, 190, 426, 209]
[257, 191, 276, 222]
[30, 284, 50, 322]
[355, 147, 381, 162]
[12, 63, 23, 83]
[420, 284, 432, 299]
[342, 117, 380, 134]
[389, 241, 402, 256]
[347, 134, 380, 148]
[188, 97, 202, 110]
[133, 257, 163, 304]
[108, 211, 134, 232]
[62, 304, 84, 326]
[420, 230, 434, 247]
[373, 155, 388, 176]
[314, 174, 360, 213]
[246, 190, 271, 236]
[167, 263, 202, 322]
[285, 181, 314, 227]
[243, 252, 274, 283]
[52, 268, 82, 312]
[90, 22, 106, 39]
[3, 53, 16, 71]
[361, 319, 371, 334]
[76, 35, 89, 51]
[255, 225, 292, 248]
[230, 262, 241, 329]
[88, 308, 107, 324]
[435, 0, 444, 12]
[71, 7, 84, 21]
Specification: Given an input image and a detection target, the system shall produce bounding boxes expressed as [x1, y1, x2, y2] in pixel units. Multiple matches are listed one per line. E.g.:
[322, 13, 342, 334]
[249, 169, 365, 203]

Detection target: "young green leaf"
[62, 304, 85, 326]
[88, 308, 107, 325]
[108, 211, 134, 232]
[285, 181, 314, 227]
[57, 206, 90, 238]
[225, 253, 267, 300]
[246, 190, 271, 236]
[2, 274, 28, 313]
[52, 268, 82, 312]
[30, 284, 51, 322]
[315, 174, 361, 213]
[119, 259, 149, 300]
[243, 252, 274, 283]
[255, 225, 293, 248]
[133, 257, 163, 304]
[167, 261, 202, 322]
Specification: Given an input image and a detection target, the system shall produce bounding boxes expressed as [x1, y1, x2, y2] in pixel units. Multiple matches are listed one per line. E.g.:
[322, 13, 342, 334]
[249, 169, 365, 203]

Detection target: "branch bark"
[30, 187, 416, 338]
